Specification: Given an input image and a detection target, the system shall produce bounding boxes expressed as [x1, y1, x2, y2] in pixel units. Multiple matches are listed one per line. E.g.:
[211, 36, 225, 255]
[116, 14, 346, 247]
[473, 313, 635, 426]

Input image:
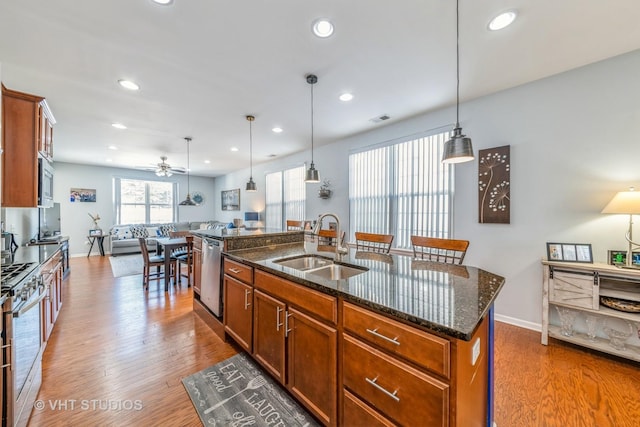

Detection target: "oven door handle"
[13, 285, 47, 318]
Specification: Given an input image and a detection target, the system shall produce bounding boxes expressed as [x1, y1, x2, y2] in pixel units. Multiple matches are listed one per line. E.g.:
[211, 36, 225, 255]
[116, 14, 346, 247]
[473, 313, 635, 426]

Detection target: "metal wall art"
[478, 145, 510, 224]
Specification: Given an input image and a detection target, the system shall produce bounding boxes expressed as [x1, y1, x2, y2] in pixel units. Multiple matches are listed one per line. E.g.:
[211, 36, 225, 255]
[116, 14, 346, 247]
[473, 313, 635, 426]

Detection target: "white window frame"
[114, 177, 178, 224]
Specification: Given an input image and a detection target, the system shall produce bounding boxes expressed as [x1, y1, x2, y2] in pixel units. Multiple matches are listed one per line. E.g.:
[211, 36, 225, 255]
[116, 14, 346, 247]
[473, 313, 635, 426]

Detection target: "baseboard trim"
[494, 313, 541, 332]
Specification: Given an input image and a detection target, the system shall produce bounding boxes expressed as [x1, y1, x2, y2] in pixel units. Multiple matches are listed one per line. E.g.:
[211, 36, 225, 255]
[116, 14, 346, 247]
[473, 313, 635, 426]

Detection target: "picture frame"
[70, 188, 96, 203]
[546, 242, 593, 263]
[221, 188, 240, 211]
[608, 250, 640, 266]
[89, 229, 103, 237]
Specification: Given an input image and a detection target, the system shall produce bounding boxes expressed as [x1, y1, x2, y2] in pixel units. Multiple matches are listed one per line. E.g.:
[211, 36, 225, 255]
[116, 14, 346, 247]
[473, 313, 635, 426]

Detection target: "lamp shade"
[305, 162, 320, 182]
[601, 189, 640, 214]
[442, 127, 474, 164]
[246, 177, 257, 192]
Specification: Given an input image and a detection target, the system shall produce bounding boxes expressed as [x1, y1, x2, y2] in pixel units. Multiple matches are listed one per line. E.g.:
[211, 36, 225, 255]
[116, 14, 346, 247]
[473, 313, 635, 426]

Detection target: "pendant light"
[245, 115, 257, 192]
[305, 74, 320, 183]
[179, 137, 197, 206]
[442, 0, 474, 164]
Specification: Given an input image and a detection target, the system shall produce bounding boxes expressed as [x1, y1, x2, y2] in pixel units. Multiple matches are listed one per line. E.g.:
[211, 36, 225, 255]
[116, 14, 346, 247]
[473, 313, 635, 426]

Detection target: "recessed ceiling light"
[230, 147, 239, 152]
[488, 10, 517, 31]
[108, 145, 118, 150]
[111, 123, 127, 130]
[312, 18, 334, 38]
[118, 79, 140, 91]
[339, 93, 353, 102]
[106, 158, 113, 163]
[204, 160, 211, 164]
[151, 0, 173, 5]
[272, 127, 283, 133]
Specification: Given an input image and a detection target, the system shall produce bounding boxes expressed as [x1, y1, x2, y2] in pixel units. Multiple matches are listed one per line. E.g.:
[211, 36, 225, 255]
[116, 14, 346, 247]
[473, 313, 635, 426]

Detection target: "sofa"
[109, 221, 228, 256]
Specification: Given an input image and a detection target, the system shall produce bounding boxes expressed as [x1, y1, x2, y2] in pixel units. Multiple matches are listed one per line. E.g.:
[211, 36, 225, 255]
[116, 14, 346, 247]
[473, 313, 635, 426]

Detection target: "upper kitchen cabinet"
[1, 84, 56, 207]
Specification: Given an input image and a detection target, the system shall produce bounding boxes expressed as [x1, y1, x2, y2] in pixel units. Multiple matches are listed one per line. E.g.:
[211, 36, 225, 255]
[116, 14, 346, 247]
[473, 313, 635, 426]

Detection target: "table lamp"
[601, 187, 640, 267]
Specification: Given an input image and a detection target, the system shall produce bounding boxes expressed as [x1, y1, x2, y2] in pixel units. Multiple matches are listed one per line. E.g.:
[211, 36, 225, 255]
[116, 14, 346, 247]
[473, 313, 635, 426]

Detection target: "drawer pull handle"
[229, 268, 242, 274]
[244, 289, 251, 309]
[276, 307, 284, 331]
[366, 328, 400, 346]
[365, 376, 400, 402]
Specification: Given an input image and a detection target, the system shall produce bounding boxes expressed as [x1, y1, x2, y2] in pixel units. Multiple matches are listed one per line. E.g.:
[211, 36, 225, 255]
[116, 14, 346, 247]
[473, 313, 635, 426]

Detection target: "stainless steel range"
[2, 261, 46, 427]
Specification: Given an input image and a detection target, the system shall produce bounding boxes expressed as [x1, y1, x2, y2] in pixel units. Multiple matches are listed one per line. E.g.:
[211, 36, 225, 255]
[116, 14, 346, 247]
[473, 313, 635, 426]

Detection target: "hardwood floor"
[28, 256, 640, 426]
[29, 256, 238, 426]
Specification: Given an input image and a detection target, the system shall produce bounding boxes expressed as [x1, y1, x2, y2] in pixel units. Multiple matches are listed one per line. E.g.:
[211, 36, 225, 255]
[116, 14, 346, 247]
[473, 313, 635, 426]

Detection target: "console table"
[87, 235, 106, 257]
[542, 260, 640, 362]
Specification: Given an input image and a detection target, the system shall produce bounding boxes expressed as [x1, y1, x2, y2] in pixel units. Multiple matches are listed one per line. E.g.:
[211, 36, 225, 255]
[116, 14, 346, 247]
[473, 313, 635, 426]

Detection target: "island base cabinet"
[192, 237, 202, 295]
[343, 390, 396, 427]
[223, 276, 253, 352]
[287, 307, 337, 426]
[343, 334, 449, 427]
[253, 290, 286, 383]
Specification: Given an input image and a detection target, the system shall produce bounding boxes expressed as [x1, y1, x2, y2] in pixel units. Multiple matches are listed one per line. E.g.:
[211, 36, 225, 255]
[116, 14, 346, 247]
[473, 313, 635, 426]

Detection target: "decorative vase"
[555, 306, 577, 337]
[318, 188, 332, 199]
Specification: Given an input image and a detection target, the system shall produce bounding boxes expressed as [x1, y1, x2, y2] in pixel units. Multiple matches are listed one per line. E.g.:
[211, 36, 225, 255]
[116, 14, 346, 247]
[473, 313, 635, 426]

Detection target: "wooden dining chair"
[286, 220, 305, 231]
[172, 235, 194, 287]
[317, 229, 346, 253]
[355, 232, 394, 254]
[410, 236, 470, 265]
[139, 237, 173, 290]
[169, 230, 191, 257]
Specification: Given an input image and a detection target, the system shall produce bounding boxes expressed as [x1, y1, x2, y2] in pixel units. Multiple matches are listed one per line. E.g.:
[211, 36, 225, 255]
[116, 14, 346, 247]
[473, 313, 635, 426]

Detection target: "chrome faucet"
[313, 213, 348, 261]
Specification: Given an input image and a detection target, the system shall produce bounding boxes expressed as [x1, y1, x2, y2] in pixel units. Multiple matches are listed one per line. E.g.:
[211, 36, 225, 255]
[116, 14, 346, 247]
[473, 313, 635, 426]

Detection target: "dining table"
[155, 236, 187, 291]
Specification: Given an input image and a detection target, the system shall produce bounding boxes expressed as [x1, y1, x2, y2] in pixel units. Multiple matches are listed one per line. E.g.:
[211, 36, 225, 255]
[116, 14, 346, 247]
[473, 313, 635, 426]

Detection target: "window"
[265, 165, 306, 229]
[114, 178, 177, 224]
[349, 130, 453, 250]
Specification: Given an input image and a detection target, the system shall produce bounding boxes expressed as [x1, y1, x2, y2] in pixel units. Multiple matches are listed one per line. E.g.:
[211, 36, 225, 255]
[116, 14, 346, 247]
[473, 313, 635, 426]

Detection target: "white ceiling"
[1, 0, 639, 177]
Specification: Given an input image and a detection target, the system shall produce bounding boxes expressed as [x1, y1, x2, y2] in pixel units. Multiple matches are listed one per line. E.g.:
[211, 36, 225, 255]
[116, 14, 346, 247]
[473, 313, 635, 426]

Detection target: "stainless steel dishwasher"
[201, 237, 223, 316]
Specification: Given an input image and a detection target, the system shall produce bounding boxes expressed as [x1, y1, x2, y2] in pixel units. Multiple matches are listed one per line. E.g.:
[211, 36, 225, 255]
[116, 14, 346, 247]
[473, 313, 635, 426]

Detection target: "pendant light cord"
[249, 118, 253, 177]
[185, 137, 191, 194]
[455, 0, 460, 128]
[310, 81, 315, 163]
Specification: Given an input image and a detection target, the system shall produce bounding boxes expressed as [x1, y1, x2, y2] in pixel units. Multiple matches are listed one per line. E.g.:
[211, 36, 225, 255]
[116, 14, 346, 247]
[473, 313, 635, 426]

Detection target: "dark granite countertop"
[2, 244, 62, 267]
[224, 243, 506, 341]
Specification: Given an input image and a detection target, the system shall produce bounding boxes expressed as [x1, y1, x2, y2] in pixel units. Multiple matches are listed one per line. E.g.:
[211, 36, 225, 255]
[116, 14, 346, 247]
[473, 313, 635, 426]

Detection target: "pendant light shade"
[179, 137, 197, 206]
[305, 74, 321, 183]
[442, 0, 474, 164]
[245, 115, 257, 192]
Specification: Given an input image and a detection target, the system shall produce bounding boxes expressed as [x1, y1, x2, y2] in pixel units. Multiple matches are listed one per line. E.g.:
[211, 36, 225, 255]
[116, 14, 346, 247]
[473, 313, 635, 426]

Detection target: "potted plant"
[318, 179, 332, 199]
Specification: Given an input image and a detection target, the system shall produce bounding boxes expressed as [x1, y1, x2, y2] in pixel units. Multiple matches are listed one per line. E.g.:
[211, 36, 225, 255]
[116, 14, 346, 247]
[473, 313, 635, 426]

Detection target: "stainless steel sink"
[306, 264, 368, 280]
[273, 255, 334, 271]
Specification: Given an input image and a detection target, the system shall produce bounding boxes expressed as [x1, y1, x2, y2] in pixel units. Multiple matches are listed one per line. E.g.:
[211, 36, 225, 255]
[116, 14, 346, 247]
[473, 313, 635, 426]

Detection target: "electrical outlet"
[472, 337, 481, 366]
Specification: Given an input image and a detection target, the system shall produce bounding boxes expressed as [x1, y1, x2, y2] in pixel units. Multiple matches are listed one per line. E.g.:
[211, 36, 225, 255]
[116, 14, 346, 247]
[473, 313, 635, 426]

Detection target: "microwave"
[38, 156, 54, 208]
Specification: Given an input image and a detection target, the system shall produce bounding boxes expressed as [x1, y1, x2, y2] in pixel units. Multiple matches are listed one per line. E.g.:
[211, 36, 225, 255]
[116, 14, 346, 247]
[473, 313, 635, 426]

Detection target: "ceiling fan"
[138, 156, 187, 177]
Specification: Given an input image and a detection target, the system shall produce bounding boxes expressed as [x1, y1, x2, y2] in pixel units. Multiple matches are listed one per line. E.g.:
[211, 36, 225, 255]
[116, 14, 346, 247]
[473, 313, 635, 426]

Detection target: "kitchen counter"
[192, 228, 304, 251]
[224, 242, 505, 341]
[1, 244, 62, 267]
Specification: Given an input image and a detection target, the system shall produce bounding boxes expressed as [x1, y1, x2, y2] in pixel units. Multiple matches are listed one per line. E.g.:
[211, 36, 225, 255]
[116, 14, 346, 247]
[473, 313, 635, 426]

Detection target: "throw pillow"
[145, 226, 160, 237]
[130, 225, 148, 238]
[159, 224, 175, 237]
[111, 226, 132, 241]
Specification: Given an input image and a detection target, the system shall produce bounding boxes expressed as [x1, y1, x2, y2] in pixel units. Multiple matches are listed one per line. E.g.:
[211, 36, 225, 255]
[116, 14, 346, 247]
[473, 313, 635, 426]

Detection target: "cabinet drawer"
[343, 334, 449, 427]
[224, 258, 253, 284]
[550, 270, 598, 309]
[343, 302, 450, 378]
[343, 389, 395, 427]
[254, 270, 336, 323]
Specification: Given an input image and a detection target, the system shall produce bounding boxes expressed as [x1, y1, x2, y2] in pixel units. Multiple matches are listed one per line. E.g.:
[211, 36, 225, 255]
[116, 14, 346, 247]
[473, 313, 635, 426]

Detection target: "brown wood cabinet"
[253, 269, 338, 426]
[1, 84, 55, 207]
[192, 236, 202, 295]
[223, 266, 254, 353]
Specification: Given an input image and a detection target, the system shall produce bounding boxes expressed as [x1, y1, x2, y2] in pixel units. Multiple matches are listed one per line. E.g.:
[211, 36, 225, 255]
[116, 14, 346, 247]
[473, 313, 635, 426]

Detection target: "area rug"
[182, 353, 319, 426]
[108, 254, 143, 278]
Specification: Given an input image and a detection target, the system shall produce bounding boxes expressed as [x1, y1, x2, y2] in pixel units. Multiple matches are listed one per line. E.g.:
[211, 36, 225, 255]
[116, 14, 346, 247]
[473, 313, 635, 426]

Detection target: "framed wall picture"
[478, 145, 510, 224]
[221, 188, 240, 211]
[89, 229, 103, 236]
[546, 242, 593, 263]
[608, 250, 640, 266]
[70, 188, 96, 202]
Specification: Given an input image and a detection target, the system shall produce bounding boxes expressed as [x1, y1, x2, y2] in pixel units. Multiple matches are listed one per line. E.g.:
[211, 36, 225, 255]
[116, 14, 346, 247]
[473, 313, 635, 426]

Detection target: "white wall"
[213, 49, 640, 327]
[53, 162, 217, 256]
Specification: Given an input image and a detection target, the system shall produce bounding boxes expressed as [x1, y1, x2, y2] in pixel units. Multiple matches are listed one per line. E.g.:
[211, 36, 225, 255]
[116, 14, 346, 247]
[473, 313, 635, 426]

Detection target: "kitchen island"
[221, 242, 505, 426]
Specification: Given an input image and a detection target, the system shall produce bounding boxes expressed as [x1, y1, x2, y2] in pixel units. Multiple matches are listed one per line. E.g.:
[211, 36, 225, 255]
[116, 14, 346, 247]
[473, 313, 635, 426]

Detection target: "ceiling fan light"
[442, 127, 474, 163]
